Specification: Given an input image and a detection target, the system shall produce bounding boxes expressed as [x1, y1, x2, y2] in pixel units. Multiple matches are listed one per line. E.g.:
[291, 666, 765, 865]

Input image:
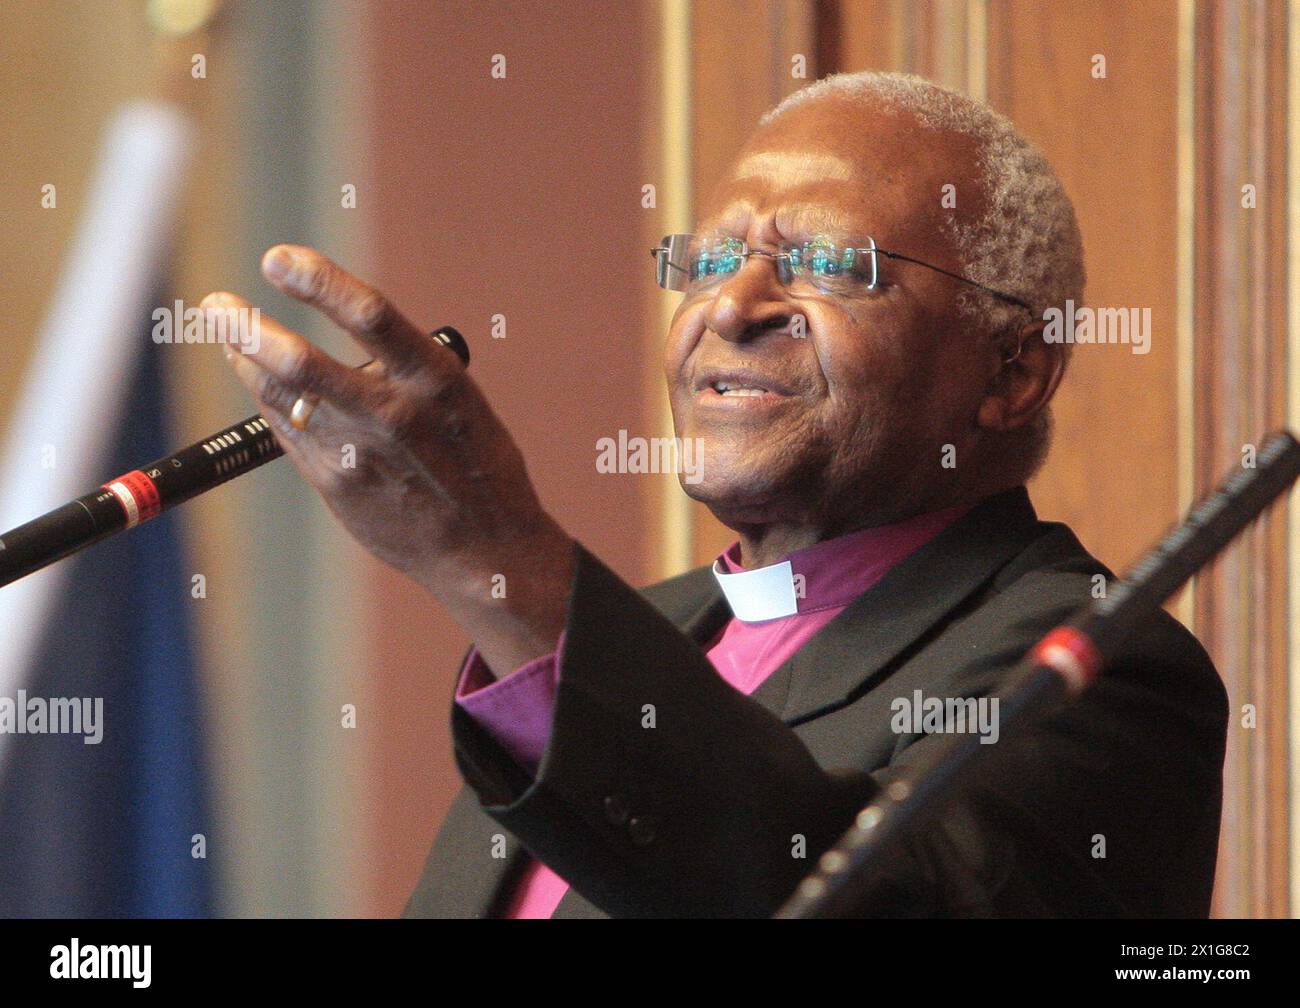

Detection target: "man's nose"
[702, 258, 796, 343]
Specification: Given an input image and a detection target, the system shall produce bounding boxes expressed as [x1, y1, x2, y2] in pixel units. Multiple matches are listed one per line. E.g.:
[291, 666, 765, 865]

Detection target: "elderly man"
[206, 71, 1227, 918]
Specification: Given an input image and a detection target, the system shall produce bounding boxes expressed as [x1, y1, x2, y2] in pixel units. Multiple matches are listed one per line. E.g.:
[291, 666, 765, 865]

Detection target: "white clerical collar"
[711, 557, 798, 622]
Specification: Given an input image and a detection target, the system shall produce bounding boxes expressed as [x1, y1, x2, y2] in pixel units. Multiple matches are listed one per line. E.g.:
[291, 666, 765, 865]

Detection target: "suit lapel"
[682, 590, 730, 646]
[682, 568, 800, 723]
[406, 787, 530, 918]
[647, 488, 1041, 727]
[773, 487, 1041, 723]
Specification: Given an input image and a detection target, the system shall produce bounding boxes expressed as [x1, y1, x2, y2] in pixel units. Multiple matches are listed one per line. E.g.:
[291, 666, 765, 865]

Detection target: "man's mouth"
[693, 368, 798, 402]
[711, 381, 771, 397]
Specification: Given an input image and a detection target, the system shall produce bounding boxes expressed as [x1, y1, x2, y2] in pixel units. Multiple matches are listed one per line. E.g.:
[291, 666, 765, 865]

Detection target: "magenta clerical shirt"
[453, 503, 969, 917]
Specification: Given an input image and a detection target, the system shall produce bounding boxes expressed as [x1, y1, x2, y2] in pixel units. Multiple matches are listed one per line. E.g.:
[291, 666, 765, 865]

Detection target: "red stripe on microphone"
[102, 470, 162, 529]
[1031, 626, 1102, 696]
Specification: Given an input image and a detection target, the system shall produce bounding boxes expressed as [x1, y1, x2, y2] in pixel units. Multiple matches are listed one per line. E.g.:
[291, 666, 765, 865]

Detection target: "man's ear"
[976, 318, 1065, 431]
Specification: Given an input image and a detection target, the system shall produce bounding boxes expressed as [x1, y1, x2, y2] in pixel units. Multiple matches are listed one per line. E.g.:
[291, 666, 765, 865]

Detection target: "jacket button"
[628, 815, 657, 845]
[603, 795, 629, 825]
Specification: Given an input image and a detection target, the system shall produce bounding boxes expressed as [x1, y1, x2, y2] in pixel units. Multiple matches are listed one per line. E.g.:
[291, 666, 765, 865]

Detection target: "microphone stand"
[776, 429, 1300, 919]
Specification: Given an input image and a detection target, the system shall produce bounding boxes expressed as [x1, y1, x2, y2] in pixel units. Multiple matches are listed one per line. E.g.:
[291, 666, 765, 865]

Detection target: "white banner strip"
[0, 101, 193, 765]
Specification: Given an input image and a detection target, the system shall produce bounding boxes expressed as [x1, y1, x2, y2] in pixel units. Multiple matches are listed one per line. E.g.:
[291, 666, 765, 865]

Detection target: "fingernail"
[263, 247, 293, 281]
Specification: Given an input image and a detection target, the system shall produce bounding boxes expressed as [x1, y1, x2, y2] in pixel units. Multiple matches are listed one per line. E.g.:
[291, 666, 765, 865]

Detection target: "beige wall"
[361, 0, 661, 915]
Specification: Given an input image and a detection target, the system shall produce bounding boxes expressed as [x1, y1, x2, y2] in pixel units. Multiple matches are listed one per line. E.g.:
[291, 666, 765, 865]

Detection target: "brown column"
[1191, 0, 1290, 919]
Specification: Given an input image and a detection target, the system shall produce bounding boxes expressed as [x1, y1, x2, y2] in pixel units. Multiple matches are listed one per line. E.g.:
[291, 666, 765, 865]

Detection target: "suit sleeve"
[449, 540, 878, 918]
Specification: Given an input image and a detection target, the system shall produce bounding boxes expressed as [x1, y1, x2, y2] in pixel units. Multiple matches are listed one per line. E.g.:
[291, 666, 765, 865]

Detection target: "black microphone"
[0, 326, 469, 590]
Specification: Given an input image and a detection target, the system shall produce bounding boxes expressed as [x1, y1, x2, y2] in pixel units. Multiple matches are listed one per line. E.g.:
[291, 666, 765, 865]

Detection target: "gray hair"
[761, 71, 1085, 477]
[761, 70, 1085, 339]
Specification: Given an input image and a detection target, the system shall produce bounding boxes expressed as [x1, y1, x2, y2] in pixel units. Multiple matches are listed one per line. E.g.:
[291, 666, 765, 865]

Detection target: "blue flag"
[0, 330, 215, 917]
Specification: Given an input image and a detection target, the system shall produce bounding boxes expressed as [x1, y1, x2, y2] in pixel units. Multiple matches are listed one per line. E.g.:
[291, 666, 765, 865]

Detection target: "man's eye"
[809, 260, 847, 278]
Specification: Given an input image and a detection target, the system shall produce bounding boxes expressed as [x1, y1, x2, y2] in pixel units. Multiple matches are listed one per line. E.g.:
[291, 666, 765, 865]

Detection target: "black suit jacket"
[405, 487, 1228, 918]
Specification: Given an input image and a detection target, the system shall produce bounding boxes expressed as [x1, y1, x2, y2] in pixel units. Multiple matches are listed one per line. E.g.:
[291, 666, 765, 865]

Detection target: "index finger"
[261, 244, 446, 379]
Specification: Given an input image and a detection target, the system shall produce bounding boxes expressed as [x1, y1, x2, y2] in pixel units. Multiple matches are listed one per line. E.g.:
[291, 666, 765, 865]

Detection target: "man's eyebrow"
[777, 206, 861, 241]
[697, 203, 867, 243]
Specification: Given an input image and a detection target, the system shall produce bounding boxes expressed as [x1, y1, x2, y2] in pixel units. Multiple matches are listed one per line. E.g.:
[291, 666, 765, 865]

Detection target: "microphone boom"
[0, 326, 468, 589]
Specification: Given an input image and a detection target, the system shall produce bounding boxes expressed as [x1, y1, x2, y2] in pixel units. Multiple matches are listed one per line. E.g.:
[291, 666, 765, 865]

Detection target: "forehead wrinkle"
[731, 150, 856, 186]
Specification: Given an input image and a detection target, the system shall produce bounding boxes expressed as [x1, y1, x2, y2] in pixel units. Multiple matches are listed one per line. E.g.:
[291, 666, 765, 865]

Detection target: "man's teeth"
[713, 382, 768, 396]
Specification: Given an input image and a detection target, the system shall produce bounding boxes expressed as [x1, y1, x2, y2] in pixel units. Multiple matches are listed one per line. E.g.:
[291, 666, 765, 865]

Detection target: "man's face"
[665, 97, 994, 531]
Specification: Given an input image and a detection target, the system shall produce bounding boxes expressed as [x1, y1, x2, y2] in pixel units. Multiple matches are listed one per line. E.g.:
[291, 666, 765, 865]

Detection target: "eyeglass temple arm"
[650, 247, 693, 287]
[875, 249, 1032, 311]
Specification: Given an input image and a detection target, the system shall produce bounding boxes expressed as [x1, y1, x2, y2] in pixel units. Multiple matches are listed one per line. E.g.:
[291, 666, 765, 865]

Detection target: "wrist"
[420, 519, 576, 675]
